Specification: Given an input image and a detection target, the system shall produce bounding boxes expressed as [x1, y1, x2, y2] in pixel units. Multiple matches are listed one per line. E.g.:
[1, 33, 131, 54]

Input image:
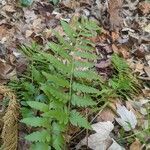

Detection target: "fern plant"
[16, 18, 101, 149]
[102, 54, 139, 99]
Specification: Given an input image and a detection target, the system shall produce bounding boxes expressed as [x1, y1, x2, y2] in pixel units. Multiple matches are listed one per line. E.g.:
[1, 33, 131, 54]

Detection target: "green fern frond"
[52, 31, 74, 50]
[21, 117, 49, 128]
[25, 130, 51, 142]
[48, 42, 71, 61]
[111, 54, 129, 72]
[61, 20, 77, 42]
[41, 84, 69, 103]
[42, 71, 70, 88]
[72, 82, 100, 94]
[74, 61, 94, 68]
[74, 51, 98, 60]
[31, 142, 49, 150]
[27, 101, 49, 112]
[42, 110, 68, 124]
[74, 70, 100, 81]
[70, 110, 91, 129]
[71, 94, 96, 107]
[76, 44, 94, 51]
[40, 52, 72, 75]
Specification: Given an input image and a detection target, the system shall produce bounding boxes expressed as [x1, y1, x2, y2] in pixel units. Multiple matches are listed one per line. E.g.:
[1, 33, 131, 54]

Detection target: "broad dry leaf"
[76, 121, 114, 150]
[129, 139, 142, 150]
[143, 24, 150, 33]
[97, 108, 115, 122]
[116, 104, 137, 131]
[76, 121, 125, 150]
[139, 1, 150, 14]
[108, 0, 123, 30]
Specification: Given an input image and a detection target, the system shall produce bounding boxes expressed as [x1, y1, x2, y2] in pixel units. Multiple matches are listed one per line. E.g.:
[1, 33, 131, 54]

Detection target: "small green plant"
[101, 54, 139, 100]
[13, 18, 101, 149]
[20, 0, 60, 7]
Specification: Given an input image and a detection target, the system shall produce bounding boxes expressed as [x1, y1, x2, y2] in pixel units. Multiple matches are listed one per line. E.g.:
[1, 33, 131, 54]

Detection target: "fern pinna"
[20, 18, 101, 149]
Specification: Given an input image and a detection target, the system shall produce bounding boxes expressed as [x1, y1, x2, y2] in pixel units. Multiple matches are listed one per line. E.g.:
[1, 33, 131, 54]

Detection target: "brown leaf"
[108, 0, 123, 30]
[0, 59, 17, 80]
[97, 108, 115, 122]
[139, 1, 150, 14]
[144, 67, 150, 77]
[62, 0, 80, 9]
[95, 59, 111, 69]
[129, 139, 142, 150]
[2, 5, 16, 13]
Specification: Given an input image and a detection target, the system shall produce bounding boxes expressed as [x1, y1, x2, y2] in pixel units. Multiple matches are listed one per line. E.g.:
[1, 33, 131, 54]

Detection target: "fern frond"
[74, 61, 94, 69]
[32, 66, 44, 83]
[61, 20, 77, 42]
[40, 52, 72, 75]
[25, 130, 51, 142]
[76, 44, 94, 52]
[72, 82, 100, 94]
[42, 110, 68, 124]
[48, 42, 71, 61]
[21, 117, 49, 128]
[71, 94, 96, 107]
[111, 54, 129, 72]
[52, 31, 74, 50]
[41, 84, 69, 103]
[74, 51, 98, 60]
[42, 71, 70, 88]
[74, 70, 100, 81]
[70, 110, 91, 129]
[31, 142, 49, 150]
[26, 101, 49, 112]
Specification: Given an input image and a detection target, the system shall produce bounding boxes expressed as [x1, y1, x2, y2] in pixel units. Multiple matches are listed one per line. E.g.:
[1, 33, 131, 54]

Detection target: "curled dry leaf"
[115, 104, 137, 131]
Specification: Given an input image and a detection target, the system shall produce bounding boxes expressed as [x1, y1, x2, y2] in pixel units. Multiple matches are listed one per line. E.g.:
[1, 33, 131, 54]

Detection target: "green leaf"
[71, 94, 96, 107]
[74, 61, 94, 68]
[70, 110, 91, 129]
[42, 110, 68, 124]
[41, 84, 69, 103]
[42, 71, 70, 88]
[32, 66, 43, 83]
[74, 51, 98, 60]
[31, 142, 50, 150]
[48, 42, 71, 60]
[20, 0, 33, 7]
[25, 130, 51, 142]
[27, 101, 49, 112]
[74, 70, 100, 81]
[49, 0, 59, 5]
[61, 20, 77, 41]
[72, 82, 100, 94]
[21, 117, 49, 128]
[40, 52, 72, 75]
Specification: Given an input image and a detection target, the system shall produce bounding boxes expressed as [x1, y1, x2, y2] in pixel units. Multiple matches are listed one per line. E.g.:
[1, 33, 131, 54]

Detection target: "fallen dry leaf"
[139, 1, 150, 14]
[97, 108, 115, 122]
[116, 104, 137, 131]
[108, 0, 123, 30]
[76, 121, 125, 150]
[144, 67, 150, 77]
[129, 139, 142, 150]
[2, 5, 16, 13]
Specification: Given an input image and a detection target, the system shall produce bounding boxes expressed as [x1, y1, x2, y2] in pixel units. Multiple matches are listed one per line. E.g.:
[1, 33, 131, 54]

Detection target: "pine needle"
[0, 85, 19, 150]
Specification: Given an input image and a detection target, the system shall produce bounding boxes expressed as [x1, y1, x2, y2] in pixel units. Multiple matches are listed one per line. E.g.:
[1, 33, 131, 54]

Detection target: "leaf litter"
[0, 0, 150, 149]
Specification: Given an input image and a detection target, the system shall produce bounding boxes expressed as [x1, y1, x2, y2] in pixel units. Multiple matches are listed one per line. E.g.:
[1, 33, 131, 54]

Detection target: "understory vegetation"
[7, 18, 140, 149]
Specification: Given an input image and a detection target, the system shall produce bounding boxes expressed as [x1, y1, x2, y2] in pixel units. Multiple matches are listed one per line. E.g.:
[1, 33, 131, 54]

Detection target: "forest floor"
[0, 0, 150, 150]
